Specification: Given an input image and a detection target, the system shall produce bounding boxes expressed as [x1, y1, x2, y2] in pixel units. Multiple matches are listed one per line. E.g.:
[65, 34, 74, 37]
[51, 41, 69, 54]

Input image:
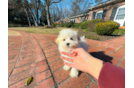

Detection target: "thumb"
[70, 49, 78, 56]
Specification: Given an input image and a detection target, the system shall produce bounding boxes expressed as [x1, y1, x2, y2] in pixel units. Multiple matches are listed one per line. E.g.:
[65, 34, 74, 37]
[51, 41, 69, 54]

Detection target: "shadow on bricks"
[89, 51, 113, 64]
[78, 71, 83, 77]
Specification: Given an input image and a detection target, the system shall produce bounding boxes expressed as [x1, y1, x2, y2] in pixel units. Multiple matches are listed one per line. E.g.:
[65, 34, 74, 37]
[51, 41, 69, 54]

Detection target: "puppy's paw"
[63, 65, 71, 71]
[70, 68, 79, 78]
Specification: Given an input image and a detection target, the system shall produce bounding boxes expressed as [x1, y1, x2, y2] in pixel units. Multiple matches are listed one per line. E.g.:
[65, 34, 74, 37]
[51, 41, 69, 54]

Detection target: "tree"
[70, 1, 80, 16]
[30, 0, 44, 24]
[95, 0, 103, 4]
[8, 0, 31, 26]
[23, 0, 38, 27]
[40, 8, 48, 25]
[21, 0, 32, 27]
[44, 0, 62, 26]
[70, 0, 91, 16]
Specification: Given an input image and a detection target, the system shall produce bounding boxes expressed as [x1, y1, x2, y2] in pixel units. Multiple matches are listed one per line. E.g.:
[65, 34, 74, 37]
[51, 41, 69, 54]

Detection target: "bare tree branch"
[50, 0, 62, 5]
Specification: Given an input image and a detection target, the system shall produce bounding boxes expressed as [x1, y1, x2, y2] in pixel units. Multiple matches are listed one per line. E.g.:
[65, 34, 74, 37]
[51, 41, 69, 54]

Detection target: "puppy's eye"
[63, 39, 65, 41]
[70, 38, 73, 40]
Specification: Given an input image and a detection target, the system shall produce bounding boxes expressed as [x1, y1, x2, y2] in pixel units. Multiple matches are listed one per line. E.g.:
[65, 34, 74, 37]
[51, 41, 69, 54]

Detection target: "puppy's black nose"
[67, 43, 70, 46]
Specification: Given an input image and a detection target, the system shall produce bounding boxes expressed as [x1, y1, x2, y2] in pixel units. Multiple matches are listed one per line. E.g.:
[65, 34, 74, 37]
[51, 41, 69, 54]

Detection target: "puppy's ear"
[55, 37, 59, 44]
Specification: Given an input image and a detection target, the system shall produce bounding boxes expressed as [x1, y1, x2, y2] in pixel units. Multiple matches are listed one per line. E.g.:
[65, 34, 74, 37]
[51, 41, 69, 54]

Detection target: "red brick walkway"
[8, 30, 125, 88]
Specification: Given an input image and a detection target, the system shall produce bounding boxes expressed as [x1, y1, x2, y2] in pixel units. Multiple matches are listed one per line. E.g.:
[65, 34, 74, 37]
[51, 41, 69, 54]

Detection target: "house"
[54, 19, 64, 24]
[55, 17, 70, 24]
[88, 0, 125, 26]
[69, 10, 90, 23]
[69, 0, 125, 27]
[64, 17, 70, 23]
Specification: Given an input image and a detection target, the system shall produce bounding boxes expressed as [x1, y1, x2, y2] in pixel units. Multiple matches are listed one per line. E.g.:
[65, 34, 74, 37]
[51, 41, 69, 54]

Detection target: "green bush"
[58, 22, 74, 28]
[79, 19, 103, 29]
[73, 23, 81, 29]
[52, 23, 60, 27]
[95, 21, 120, 35]
[58, 23, 66, 27]
[66, 22, 74, 28]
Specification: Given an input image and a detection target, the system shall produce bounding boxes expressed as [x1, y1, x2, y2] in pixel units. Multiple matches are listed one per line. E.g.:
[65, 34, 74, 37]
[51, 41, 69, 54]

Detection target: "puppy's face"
[55, 29, 80, 52]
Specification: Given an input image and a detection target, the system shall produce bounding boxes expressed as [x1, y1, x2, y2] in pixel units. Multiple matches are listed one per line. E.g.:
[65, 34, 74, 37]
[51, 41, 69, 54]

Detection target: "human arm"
[61, 48, 125, 88]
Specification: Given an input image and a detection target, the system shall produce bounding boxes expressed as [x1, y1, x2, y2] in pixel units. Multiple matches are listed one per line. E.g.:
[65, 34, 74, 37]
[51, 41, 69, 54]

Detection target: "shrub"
[73, 23, 80, 29]
[66, 22, 74, 28]
[95, 21, 120, 35]
[58, 23, 66, 27]
[52, 23, 60, 27]
[79, 19, 103, 29]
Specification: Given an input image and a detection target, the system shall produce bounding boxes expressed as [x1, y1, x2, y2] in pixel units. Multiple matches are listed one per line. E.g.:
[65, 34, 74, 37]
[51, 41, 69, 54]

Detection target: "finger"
[61, 56, 73, 62]
[64, 62, 75, 68]
[61, 52, 69, 56]
[70, 50, 77, 56]
[61, 52, 74, 57]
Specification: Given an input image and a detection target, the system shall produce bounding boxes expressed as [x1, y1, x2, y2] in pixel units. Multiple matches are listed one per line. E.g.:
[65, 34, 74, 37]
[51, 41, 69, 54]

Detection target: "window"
[96, 13, 103, 19]
[71, 19, 75, 22]
[95, 10, 103, 19]
[115, 8, 125, 20]
[66, 20, 69, 23]
[81, 16, 85, 22]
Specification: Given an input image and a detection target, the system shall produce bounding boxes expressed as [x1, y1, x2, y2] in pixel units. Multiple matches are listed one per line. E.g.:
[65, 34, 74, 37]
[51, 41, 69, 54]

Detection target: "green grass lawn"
[8, 27, 125, 41]
[8, 27, 79, 35]
[112, 29, 125, 35]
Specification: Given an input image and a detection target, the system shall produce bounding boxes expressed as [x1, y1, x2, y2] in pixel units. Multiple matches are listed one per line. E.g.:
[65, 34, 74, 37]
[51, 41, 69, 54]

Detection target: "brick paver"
[8, 29, 125, 88]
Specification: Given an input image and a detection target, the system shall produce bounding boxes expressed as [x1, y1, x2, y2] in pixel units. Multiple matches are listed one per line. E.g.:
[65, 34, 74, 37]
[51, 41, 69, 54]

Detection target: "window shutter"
[102, 9, 107, 20]
[110, 7, 118, 20]
[93, 12, 96, 19]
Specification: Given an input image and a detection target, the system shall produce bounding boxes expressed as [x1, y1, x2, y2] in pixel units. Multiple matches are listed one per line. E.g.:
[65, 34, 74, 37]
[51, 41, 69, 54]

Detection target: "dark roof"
[88, 0, 125, 9]
[76, 9, 89, 15]
[69, 9, 89, 18]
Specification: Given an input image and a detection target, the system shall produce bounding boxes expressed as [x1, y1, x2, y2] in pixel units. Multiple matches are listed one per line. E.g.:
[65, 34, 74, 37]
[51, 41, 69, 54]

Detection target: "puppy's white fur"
[55, 29, 89, 78]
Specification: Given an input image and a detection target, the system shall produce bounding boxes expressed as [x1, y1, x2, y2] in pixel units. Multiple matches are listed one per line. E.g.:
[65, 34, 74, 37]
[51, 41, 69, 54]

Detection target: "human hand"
[61, 48, 104, 80]
[61, 48, 94, 73]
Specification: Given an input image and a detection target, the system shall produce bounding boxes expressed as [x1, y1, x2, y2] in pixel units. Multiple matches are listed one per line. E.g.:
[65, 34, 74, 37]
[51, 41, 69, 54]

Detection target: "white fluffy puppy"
[55, 29, 89, 78]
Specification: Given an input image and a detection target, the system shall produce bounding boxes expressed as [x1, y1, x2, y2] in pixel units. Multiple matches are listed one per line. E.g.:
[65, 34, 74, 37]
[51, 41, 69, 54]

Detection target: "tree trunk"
[37, 8, 39, 24]
[24, 8, 31, 27]
[46, 5, 51, 26]
[29, 8, 38, 27]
